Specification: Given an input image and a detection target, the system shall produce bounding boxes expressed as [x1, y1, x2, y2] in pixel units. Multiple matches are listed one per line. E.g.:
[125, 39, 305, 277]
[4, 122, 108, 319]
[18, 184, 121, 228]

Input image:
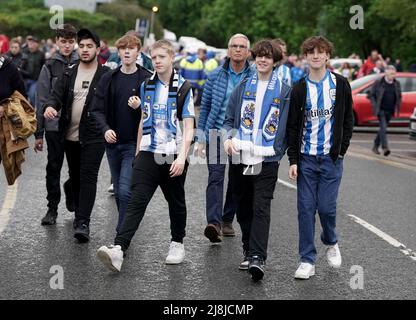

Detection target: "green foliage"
[149, 0, 415, 67]
[0, 0, 414, 67]
[97, 0, 164, 40]
[0, 0, 162, 45]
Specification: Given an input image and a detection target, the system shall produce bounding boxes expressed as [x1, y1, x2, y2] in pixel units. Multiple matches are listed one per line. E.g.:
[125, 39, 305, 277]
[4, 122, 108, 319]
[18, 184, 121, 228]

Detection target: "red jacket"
[359, 57, 376, 77]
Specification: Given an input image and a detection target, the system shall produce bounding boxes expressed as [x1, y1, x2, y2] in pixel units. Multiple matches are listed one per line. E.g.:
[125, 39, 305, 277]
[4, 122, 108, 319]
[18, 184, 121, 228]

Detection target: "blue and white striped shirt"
[301, 71, 337, 156]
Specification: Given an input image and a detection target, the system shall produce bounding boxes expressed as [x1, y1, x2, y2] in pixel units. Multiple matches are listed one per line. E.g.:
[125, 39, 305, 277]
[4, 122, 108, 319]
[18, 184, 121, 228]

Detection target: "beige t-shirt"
[66, 67, 96, 141]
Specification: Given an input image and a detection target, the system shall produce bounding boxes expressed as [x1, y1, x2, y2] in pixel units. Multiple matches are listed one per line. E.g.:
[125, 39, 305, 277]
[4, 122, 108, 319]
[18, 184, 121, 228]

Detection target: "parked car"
[351, 72, 416, 126]
[330, 58, 362, 70]
[409, 107, 416, 140]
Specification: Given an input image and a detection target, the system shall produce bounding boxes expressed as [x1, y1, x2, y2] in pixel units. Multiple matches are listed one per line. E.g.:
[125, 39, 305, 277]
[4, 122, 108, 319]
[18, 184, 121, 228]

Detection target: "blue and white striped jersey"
[301, 71, 337, 156]
[276, 64, 292, 87]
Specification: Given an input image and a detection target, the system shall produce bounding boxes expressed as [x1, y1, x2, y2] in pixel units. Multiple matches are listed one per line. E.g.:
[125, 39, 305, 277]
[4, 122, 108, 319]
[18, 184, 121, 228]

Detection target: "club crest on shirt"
[241, 101, 255, 130]
[330, 89, 336, 101]
[143, 102, 150, 121]
[171, 109, 178, 128]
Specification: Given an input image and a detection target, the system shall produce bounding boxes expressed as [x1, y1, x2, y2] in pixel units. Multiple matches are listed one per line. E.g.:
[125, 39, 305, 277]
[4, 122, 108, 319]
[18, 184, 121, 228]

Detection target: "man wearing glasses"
[196, 34, 253, 244]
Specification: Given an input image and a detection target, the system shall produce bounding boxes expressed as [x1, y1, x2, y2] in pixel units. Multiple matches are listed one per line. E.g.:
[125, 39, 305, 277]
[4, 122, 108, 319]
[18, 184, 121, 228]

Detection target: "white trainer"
[165, 241, 185, 265]
[107, 184, 114, 195]
[97, 245, 124, 272]
[294, 262, 316, 279]
[326, 243, 342, 268]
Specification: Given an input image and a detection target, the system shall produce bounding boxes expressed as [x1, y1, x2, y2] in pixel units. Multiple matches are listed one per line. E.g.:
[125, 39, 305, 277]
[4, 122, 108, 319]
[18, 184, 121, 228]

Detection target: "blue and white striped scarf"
[232, 71, 282, 156]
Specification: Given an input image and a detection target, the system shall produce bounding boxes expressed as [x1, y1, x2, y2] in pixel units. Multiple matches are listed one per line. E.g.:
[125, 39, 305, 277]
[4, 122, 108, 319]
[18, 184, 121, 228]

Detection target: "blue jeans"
[26, 79, 37, 106]
[297, 154, 343, 264]
[206, 137, 236, 226]
[106, 143, 136, 232]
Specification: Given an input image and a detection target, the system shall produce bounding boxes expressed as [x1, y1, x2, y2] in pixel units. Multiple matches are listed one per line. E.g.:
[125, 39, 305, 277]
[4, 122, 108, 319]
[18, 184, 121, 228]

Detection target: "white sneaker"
[294, 262, 315, 279]
[97, 245, 124, 272]
[107, 184, 114, 195]
[165, 241, 185, 265]
[326, 243, 342, 268]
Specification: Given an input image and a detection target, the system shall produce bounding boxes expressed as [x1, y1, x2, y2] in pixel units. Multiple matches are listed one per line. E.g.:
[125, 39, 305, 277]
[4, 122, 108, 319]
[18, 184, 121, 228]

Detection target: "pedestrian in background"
[196, 33, 252, 244]
[271, 38, 292, 86]
[22, 36, 45, 106]
[370, 65, 402, 156]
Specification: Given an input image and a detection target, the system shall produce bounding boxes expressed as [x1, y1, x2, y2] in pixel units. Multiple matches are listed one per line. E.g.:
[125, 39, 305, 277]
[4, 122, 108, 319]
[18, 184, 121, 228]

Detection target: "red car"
[351, 72, 416, 126]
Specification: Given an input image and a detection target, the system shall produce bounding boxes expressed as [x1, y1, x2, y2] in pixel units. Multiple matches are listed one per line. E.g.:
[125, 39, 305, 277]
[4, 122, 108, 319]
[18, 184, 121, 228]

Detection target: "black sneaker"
[248, 256, 265, 281]
[41, 209, 58, 225]
[383, 148, 391, 157]
[63, 179, 75, 212]
[74, 223, 90, 243]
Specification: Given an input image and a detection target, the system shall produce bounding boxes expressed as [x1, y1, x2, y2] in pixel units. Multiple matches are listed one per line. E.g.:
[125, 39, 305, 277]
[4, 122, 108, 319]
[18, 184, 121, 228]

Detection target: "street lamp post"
[149, 5, 159, 37]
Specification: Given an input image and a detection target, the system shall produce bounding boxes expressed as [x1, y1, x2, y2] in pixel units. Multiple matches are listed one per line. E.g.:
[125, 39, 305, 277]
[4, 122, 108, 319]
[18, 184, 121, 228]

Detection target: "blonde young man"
[97, 40, 195, 272]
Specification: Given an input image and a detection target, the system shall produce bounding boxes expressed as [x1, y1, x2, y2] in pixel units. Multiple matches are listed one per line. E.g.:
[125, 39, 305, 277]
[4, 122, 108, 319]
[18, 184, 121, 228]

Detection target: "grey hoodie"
[35, 51, 79, 138]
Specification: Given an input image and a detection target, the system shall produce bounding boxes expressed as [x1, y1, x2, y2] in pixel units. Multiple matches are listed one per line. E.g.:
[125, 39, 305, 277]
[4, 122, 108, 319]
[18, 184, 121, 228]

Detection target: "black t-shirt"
[380, 81, 396, 113]
[0, 57, 26, 101]
[113, 70, 141, 144]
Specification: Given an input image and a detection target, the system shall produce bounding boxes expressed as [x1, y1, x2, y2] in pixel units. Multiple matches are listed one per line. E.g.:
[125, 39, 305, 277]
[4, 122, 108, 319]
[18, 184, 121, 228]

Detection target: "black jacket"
[370, 77, 402, 116]
[91, 64, 152, 136]
[44, 63, 110, 145]
[35, 51, 79, 138]
[0, 56, 26, 102]
[287, 72, 354, 165]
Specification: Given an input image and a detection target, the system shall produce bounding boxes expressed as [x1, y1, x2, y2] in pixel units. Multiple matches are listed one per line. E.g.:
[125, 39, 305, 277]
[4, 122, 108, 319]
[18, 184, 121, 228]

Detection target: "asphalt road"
[0, 133, 415, 300]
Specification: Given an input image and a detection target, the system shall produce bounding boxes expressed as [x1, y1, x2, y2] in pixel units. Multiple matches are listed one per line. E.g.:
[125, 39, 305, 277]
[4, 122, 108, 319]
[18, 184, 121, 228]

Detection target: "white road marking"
[278, 178, 416, 261]
[0, 183, 18, 235]
[348, 151, 416, 173]
[277, 179, 297, 190]
[348, 215, 416, 261]
[351, 140, 415, 145]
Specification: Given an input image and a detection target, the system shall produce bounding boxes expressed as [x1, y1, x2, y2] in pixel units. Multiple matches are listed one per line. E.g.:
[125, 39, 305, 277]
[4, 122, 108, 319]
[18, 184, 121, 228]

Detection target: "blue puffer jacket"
[197, 58, 252, 142]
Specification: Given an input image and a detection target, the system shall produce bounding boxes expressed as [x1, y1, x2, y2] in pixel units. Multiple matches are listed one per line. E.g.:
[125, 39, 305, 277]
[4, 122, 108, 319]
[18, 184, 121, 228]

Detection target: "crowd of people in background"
[1, 32, 416, 111]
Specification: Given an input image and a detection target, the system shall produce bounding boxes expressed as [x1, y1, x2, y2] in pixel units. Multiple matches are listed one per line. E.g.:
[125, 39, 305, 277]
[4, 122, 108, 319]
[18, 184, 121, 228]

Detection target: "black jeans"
[64, 140, 105, 226]
[45, 131, 66, 210]
[230, 161, 279, 261]
[115, 151, 188, 252]
[375, 110, 393, 149]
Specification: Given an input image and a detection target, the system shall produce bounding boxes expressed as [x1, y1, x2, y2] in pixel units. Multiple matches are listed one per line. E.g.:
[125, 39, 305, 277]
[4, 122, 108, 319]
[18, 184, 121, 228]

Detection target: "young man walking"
[286, 36, 353, 279]
[223, 40, 291, 281]
[91, 34, 152, 233]
[196, 34, 252, 243]
[35, 24, 79, 225]
[43, 29, 110, 241]
[97, 40, 195, 272]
